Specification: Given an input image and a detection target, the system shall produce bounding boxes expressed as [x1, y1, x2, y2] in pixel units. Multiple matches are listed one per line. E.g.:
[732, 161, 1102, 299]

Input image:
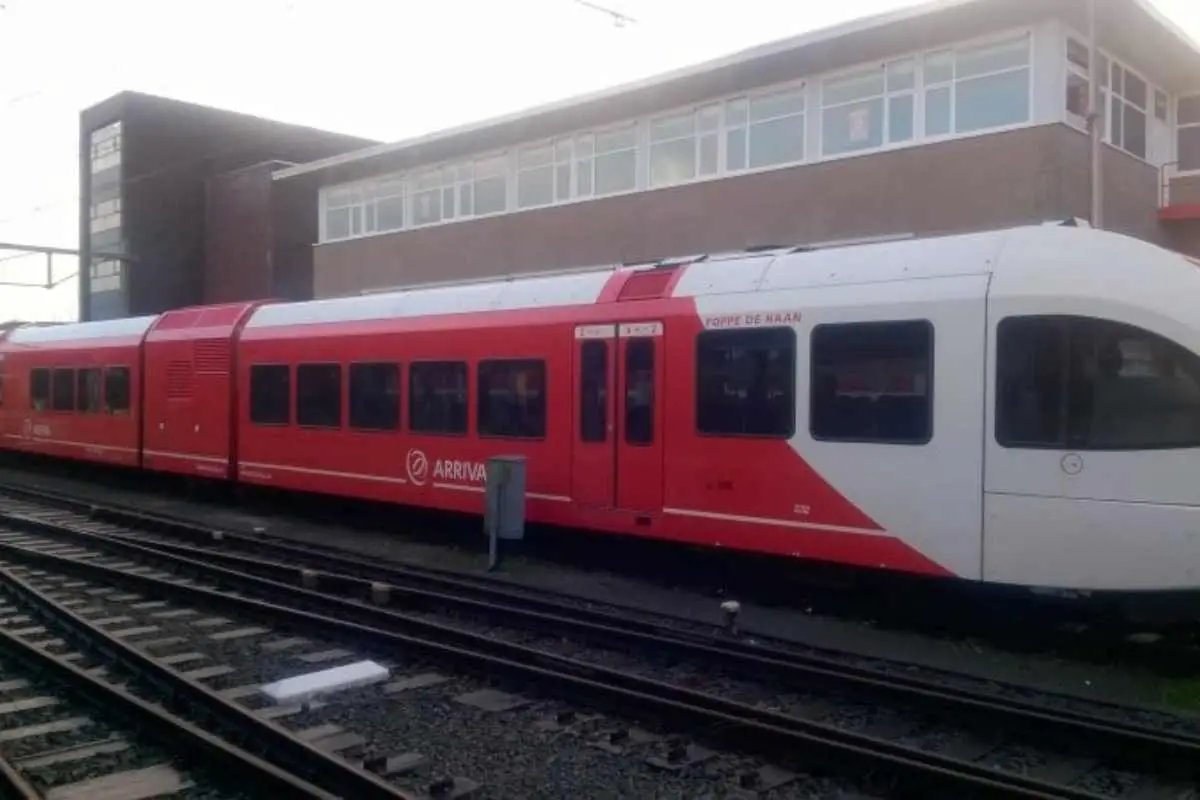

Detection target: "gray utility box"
[485, 455, 527, 542]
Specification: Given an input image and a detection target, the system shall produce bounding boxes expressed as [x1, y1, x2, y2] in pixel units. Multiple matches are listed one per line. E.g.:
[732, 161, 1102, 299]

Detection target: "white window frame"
[921, 32, 1033, 143]
[1177, 94, 1200, 175]
[820, 59, 916, 157]
[1062, 30, 1166, 166]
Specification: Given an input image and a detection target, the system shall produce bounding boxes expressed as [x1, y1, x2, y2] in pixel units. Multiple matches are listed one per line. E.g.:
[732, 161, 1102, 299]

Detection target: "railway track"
[0, 488, 1197, 798]
[0, 563, 374, 799]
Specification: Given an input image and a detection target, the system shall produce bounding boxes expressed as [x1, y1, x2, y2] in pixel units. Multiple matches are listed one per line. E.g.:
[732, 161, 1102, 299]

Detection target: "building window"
[105, 366, 131, 413]
[90, 121, 121, 174]
[1065, 37, 1160, 162]
[1179, 96, 1200, 171]
[250, 364, 290, 425]
[349, 362, 401, 431]
[1110, 62, 1148, 159]
[925, 34, 1030, 137]
[592, 125, 637, 196]
[51, 367, 76, 412]
[649, 106, 720, 188]
[518, 144, 555, 208]
[810, 321, 933, 444]
[30, 368, 50, 411]
[478, 359, 546, 439]
[77, 368, 103, 413]
[726, 88, 806, 171]
[409, 361, 468, 435]
[89, 197, 121, 234]
[996, 316, 1200, 450]
[624, 339, 654, 444]
[296, 363, 341, 428]
[89, 260, 123, 293]
[821, 60, 914, 157]
[579, 340, 607, 443]
[696, 328, 796, 437]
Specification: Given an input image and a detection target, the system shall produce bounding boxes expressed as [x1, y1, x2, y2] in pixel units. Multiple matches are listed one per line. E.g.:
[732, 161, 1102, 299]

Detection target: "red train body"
[7, 224, 1200, 594]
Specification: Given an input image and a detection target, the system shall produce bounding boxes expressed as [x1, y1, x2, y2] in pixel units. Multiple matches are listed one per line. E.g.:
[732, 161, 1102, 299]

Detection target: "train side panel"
[143, 303, 261, 479]
[0, 317, 154, 467]
[983, 226, 1200, 591]
[235, 312, 577, 519]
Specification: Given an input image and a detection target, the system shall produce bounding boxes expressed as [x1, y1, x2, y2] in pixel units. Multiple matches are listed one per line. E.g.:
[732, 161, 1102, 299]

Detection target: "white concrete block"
[260, 660, 390, 705]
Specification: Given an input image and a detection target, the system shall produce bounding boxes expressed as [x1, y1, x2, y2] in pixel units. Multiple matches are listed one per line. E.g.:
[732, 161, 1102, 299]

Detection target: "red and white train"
[3, 221, 1200, 595]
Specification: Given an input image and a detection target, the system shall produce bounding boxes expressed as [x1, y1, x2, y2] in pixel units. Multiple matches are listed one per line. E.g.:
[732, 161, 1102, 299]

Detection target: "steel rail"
[0, 511, 1120, 800]
[0, 589, 339, 800]
[0, 550, 417, 800]
[88, 527, 1200, 781]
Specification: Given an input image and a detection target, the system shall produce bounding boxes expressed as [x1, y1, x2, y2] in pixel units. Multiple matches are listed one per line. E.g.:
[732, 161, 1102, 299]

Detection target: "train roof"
[244, 221, 1145, 331]
[3, 315, 157, 345]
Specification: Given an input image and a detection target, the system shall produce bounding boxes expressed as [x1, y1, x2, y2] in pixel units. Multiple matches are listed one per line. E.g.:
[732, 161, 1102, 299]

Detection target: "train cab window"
[580, 341, 608, 442]
[50, 368, 76, 412]
[105, 367, 131, 414]
[77, 368, 102, 413]
[810, 321, 933, 444]
[296, 363, 342, 428]
[478, 359, 546, 439]
[250, 364, 290, 425]
[996, 315, 1200, 449]
[349, 362, 401, 431]
[410, 361, 468, 435]
[696, 327, 796, 437]
[624, 340, 654, 445]
[30, 368, 50, 411]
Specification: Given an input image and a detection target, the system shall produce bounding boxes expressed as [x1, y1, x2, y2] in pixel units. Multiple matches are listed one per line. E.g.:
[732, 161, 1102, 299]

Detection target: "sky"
[1, 0, 1199, 322]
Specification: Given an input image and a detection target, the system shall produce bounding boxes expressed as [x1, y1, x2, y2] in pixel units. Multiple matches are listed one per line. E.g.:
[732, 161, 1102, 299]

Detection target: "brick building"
[272, 0, 1200, 300]
[80, 92, 376, 321]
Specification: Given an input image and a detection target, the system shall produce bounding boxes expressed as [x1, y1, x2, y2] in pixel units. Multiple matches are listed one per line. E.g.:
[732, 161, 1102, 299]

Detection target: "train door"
[570, 322, 665, 512]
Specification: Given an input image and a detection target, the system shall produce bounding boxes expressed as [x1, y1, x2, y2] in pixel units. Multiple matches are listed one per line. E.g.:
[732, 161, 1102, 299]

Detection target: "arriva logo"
[406, 448, 488, 487]
[406, 448, 429, 485]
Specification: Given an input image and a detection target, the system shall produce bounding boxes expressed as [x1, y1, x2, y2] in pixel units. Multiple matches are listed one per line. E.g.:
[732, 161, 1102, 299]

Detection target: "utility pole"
[1088, 0, 1104, 229]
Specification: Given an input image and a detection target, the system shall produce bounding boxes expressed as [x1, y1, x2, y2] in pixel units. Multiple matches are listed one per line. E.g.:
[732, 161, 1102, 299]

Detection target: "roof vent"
[617, 268, 678, 301]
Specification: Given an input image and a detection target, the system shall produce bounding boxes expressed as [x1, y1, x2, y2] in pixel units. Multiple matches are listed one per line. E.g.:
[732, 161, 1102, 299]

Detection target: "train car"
[142, 302, 261, 479]
[0, 316, 154, 467]
[233, 222, 1200, 594]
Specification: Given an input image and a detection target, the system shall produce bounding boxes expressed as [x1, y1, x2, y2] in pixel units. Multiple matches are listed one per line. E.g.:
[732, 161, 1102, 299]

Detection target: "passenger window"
[580, 341, 607, 443]
[250, 364, 290, 425]
[104, 367, 131, 414]
[349, 362, 400, 431]
[810, 321, 933, 444]
[410, 361, 468, 435]
[296, 363, 342, 428]
[51, 368, 76, 412]
[624, 339, 654, 445]
[478, 359, 546, 439]
[77, 368, 103, 413]
[696, 327, 796, 437]
[30, 368, 49, 411]
[996, 315, 1200, 449]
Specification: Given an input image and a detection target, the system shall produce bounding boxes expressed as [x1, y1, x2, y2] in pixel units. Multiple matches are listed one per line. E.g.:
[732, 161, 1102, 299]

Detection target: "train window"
[349, 362, 401, 431]
[996, 316, 1200, 450]
[250, 364, 290, 425]
[624, 339, 654, 445]
[77, 368, 103, 413]
[410, 361, 468, 435]
[696, 327, 796, 437]
[580, 341, 607, 442]
[478, 359, 546, 439]
[51, 368, 76, 412]
[105, 367, 131, 414]
[30, 368, 49, 411]
[810, 320, 933, 444]
[297, 363, 342, 428]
